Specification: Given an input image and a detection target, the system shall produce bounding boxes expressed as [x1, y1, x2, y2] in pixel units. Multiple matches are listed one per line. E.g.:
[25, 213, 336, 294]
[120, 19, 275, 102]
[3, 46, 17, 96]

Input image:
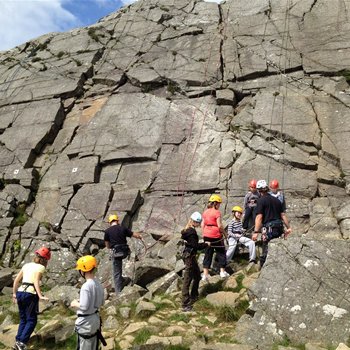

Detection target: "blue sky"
[0, 0, 134, 51]
[0, 0, 221, 52]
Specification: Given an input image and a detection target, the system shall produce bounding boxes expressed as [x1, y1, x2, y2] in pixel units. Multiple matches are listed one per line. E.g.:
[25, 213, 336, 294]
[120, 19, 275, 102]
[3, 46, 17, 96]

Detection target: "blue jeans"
[16, 291, 39, 344]
[112, 258, 123, 293]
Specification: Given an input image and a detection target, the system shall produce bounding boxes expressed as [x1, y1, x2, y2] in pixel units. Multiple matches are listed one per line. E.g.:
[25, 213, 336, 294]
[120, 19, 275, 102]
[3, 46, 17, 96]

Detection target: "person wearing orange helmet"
[242, 179, 260, 230]
[71, 255, 105, 350]
[269, 179, 286, 212]
[104, 213, 143, 294]
[12, 247, 51, 350]
[226, 206, 256, 264]
[201, 194, 229, 280]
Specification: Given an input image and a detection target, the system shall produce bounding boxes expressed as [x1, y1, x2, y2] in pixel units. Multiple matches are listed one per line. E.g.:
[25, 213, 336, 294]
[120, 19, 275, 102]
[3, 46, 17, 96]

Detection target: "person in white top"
[12, 247, 51, 350]
[71, 255, 105, 350]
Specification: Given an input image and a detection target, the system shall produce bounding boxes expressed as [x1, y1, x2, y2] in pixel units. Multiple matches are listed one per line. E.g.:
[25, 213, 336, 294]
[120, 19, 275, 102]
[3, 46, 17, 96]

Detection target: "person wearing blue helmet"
[181, 212, 210, 312]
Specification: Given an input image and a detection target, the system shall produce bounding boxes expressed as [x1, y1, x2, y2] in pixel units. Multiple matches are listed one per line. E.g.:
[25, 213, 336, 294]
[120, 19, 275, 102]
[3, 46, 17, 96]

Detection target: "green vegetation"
[57, 51, 65, 58]
[40, 221, 52, 230]
[160, 5, 170, 12]
[133, 328, 153, 344]
[167, 80, 181, 95]
[11, 203, 29, 227]
[337, 69, 350, 83]
[13, 239, 21, 252]
[88, 27, 100, 42]
[165, 346, 190, 350]
[168, 312, 190, 323]
[32, 334, 77, 349]
[271, 335, 305, 350]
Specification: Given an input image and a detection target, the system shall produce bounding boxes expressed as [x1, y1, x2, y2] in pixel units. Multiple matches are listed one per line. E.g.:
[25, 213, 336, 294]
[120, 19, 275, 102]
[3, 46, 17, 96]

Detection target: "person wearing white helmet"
[181, 212, 210, 312]
[252, 180, 292, 267]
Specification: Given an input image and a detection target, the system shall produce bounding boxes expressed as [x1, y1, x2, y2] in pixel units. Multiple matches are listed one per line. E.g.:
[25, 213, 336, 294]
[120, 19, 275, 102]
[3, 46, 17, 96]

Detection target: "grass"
[337, 69, 350, 83]
[168, 313, 190, 323]
[11, 203, 29, 228]
[88, 28, 100, 42]
[200, 279, 225, 297]
[40, 301, 75, 321]
[31, 333, 77, 349]
[133, 328, 153, 345]
[271, 335, 305, 350]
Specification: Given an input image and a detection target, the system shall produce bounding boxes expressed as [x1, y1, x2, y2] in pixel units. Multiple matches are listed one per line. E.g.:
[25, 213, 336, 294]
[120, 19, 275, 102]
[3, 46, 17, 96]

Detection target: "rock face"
[0, 0, 350, 347]
[235, 238, 350, 348]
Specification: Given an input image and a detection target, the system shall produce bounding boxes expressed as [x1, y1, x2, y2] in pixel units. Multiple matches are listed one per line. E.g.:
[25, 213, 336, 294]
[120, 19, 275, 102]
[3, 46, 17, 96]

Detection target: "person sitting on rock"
[226, 206, 256, 264]
[12, 247, 51, 350]
[269, 179, 286, 211]
[242, 179, 260, 231]
[181, 212, 210, 312]
[104, 214, 142, 294]
[71, 255, 105, 350]
[201, 194, 229, 280]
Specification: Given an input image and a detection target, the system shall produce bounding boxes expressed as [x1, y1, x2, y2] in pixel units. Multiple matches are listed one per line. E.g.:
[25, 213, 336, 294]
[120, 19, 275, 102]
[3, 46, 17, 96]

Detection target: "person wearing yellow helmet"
[104, 213, 143, 294]
[201, 194, 229, 280]
[226, 206, 256, 264]
[12, 247, 51, 350]
[71, 255, 105, 350]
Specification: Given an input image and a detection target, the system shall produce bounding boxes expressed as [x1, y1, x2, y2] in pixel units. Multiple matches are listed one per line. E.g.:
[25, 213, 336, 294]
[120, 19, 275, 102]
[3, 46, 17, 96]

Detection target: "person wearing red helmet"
[242, 179, 260, 230]
[12, 247, 51, 350]
[269, 179, 286, 212]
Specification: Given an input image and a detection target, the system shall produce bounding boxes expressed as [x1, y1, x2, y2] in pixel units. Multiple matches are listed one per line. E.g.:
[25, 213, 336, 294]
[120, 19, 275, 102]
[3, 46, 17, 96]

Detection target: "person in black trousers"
[181, 212, 210, 312]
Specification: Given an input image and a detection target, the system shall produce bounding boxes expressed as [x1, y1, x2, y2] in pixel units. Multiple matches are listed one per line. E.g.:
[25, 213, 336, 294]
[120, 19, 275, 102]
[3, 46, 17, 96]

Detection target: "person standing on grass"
[181, 212, 210, 312]
[201, 194, 229, 280]
[71, 255, 105, 350]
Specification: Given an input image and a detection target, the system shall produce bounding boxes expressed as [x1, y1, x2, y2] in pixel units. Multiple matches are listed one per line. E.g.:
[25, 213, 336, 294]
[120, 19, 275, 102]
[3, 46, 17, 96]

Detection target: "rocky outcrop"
[1, 0, 350, 348]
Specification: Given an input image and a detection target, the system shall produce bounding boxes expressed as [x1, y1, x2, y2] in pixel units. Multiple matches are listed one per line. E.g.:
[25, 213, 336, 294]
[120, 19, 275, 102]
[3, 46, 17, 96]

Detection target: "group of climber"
[11, 248, 105, 350]
[180, 178, 292, 311]
[10, 178, 291, 349]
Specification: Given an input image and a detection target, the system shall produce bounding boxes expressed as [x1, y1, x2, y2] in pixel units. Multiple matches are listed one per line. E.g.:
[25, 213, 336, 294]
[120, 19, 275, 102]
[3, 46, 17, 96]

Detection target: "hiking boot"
[14, 341, 27, 350]
[182, 305, 193, 312]
[219, 271, 230, 278]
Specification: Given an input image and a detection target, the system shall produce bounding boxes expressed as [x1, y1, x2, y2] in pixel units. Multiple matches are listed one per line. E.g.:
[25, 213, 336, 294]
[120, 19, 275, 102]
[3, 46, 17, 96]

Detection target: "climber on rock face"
[252, 180, 292, 267]
[201, 194, 229, 280]
[104, 214, 143, 294]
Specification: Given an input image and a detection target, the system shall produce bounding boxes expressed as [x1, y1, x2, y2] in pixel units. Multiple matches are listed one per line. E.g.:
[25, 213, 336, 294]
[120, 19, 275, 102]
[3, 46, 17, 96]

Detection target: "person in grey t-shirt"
[71, 255, 104, 350]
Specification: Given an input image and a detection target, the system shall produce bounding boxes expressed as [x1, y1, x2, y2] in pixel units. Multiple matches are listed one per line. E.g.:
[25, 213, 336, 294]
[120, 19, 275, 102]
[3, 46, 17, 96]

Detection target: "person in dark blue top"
[104, 214, 142, 294]
[181, 212, 210, 312]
